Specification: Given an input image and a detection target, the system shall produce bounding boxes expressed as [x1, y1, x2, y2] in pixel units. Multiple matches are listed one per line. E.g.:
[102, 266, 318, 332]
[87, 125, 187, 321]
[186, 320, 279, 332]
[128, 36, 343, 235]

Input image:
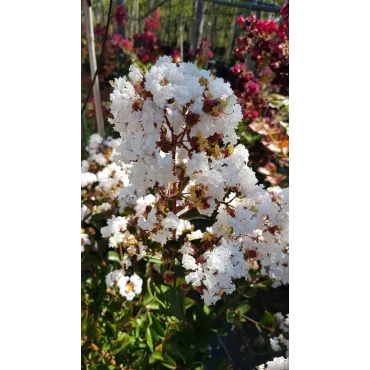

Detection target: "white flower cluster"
[109, 57, 242, 192]
[81, 134, 141, 252]
[179, 186, 288, 304]
[81, 229, 90, 253]
[105, 57, 289, 305]
[257, 357, 289, 370]
[181, 238, 246, 306]
[101, 216, 147, 268]
[105, 270, 143, 301]
[270, 312, 289, 357]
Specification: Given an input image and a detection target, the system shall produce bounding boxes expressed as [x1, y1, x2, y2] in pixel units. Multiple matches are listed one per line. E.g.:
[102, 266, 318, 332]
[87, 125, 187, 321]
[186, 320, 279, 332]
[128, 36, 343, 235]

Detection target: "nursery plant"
[232, 4, 289, 187]
[81, 56, 289, 369]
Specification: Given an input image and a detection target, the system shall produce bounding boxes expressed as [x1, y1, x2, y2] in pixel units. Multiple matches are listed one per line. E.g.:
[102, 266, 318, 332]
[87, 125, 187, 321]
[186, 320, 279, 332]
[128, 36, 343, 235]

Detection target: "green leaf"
[144, 256, 163, 264]
[214, 357, 230, 370]
[203, 305, 211, 315]
[164, 240, 182, 250]
[148, 311, 153, 326]
[106, 251, 121, 263]
[151, 315, 166, 337]
[166, 342, 188, 364]
[162, 354, 177, 369]
[159, 284, 171, 294]
[151, 351, 164, 361]
[117, 331, 130, 348]
[146, 302, 160, 310]
[105, 323, 116, 337]
[259, 311, 275, 327]
[185, 297, 195, 310]
[235, 302, 251, 315]
[179, 208, 211, 220]
[163, 287, 185, 320]
[146, 327, 154, 352]
[90, 213, 108, 229]
[226, 310, 236, 324]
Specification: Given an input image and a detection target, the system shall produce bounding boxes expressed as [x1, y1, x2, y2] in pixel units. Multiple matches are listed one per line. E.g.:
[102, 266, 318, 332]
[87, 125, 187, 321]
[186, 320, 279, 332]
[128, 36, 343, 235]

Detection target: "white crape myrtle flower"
[176, 219, 192, 237]
[183, 238, 247, 305]
[81, 232, 90, 253]
[105, 269, 125, 288]
[178, 241, 195, 255]
[275, 312, 289, 333]
[104, 58, 289, 306]
[81, 172, 97, 187]
[187, 229, 204, 241]
[81, 204, 90, 221]
[257, 357, 289, 370]
[81, 134, 137, 230]
[117, 273, 143, 301]
[135, 194, 157, 214]
[96, 202, 112, 213]
[101, 216, 129, 249]
[162, 212, 180, 229]
[270, 312, 289, 357]
[109, 56, 242, 192]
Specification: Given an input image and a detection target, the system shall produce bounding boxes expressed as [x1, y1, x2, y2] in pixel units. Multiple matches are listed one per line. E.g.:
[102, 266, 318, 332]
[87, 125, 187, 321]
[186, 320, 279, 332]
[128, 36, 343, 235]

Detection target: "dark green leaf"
[146, 327, 154, 352]
[259, 311, 275, 327]
[163, 287, 185, 320]
[179, 208, 210, 220]
[162, 354, 177, 369]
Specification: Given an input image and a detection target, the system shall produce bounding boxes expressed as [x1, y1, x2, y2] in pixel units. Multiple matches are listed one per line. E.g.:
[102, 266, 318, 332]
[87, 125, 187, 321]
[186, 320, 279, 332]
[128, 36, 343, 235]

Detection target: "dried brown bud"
[247, 250, 258, 259]
[185, 112, 200, 127]
[208, 132, 224, 144]
[163, 271, 174, 283]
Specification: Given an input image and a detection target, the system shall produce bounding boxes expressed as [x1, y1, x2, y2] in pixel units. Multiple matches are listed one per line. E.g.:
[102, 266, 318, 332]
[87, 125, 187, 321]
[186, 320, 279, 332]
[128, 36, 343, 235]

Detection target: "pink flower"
[231, 64, 243, 75]
[237, 15, 245, 26]
[246, 82, 259, 95]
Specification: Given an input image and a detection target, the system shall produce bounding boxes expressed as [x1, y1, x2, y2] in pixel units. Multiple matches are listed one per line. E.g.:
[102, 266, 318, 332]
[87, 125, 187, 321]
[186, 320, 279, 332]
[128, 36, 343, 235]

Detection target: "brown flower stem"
[172, 182, 177, 240]
[234, 311, 274, 333]
[119, 243, 124, 266]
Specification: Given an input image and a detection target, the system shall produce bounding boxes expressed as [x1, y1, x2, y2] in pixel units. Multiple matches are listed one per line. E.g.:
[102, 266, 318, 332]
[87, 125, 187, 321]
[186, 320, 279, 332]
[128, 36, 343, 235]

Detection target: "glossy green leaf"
[179, 208, 210, 220]
[106, 251, 120, 263]
[226, 309, 236, 324]
[203, 305, 211, 315]
[146, 301, 160, 310]
[163, 287, 185, 320]
[162, 354, 177, 369]
[146, 327, 154, 352]
[259, 311, 275, 327]
[185, 297, 195, 310]
[117, 331, 130, 348]
[235, 302, 251, 315]
[151, 351, 164, 361]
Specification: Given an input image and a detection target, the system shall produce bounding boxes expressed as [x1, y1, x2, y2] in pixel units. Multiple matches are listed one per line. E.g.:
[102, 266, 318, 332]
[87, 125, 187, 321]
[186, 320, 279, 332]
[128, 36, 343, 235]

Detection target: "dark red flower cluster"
[115, 3, 128, 28]
[133, 31, 162, 64]
[232, 4, 289, 186]
[133, 10, 162, 64]
[144, 8, 160, 32]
